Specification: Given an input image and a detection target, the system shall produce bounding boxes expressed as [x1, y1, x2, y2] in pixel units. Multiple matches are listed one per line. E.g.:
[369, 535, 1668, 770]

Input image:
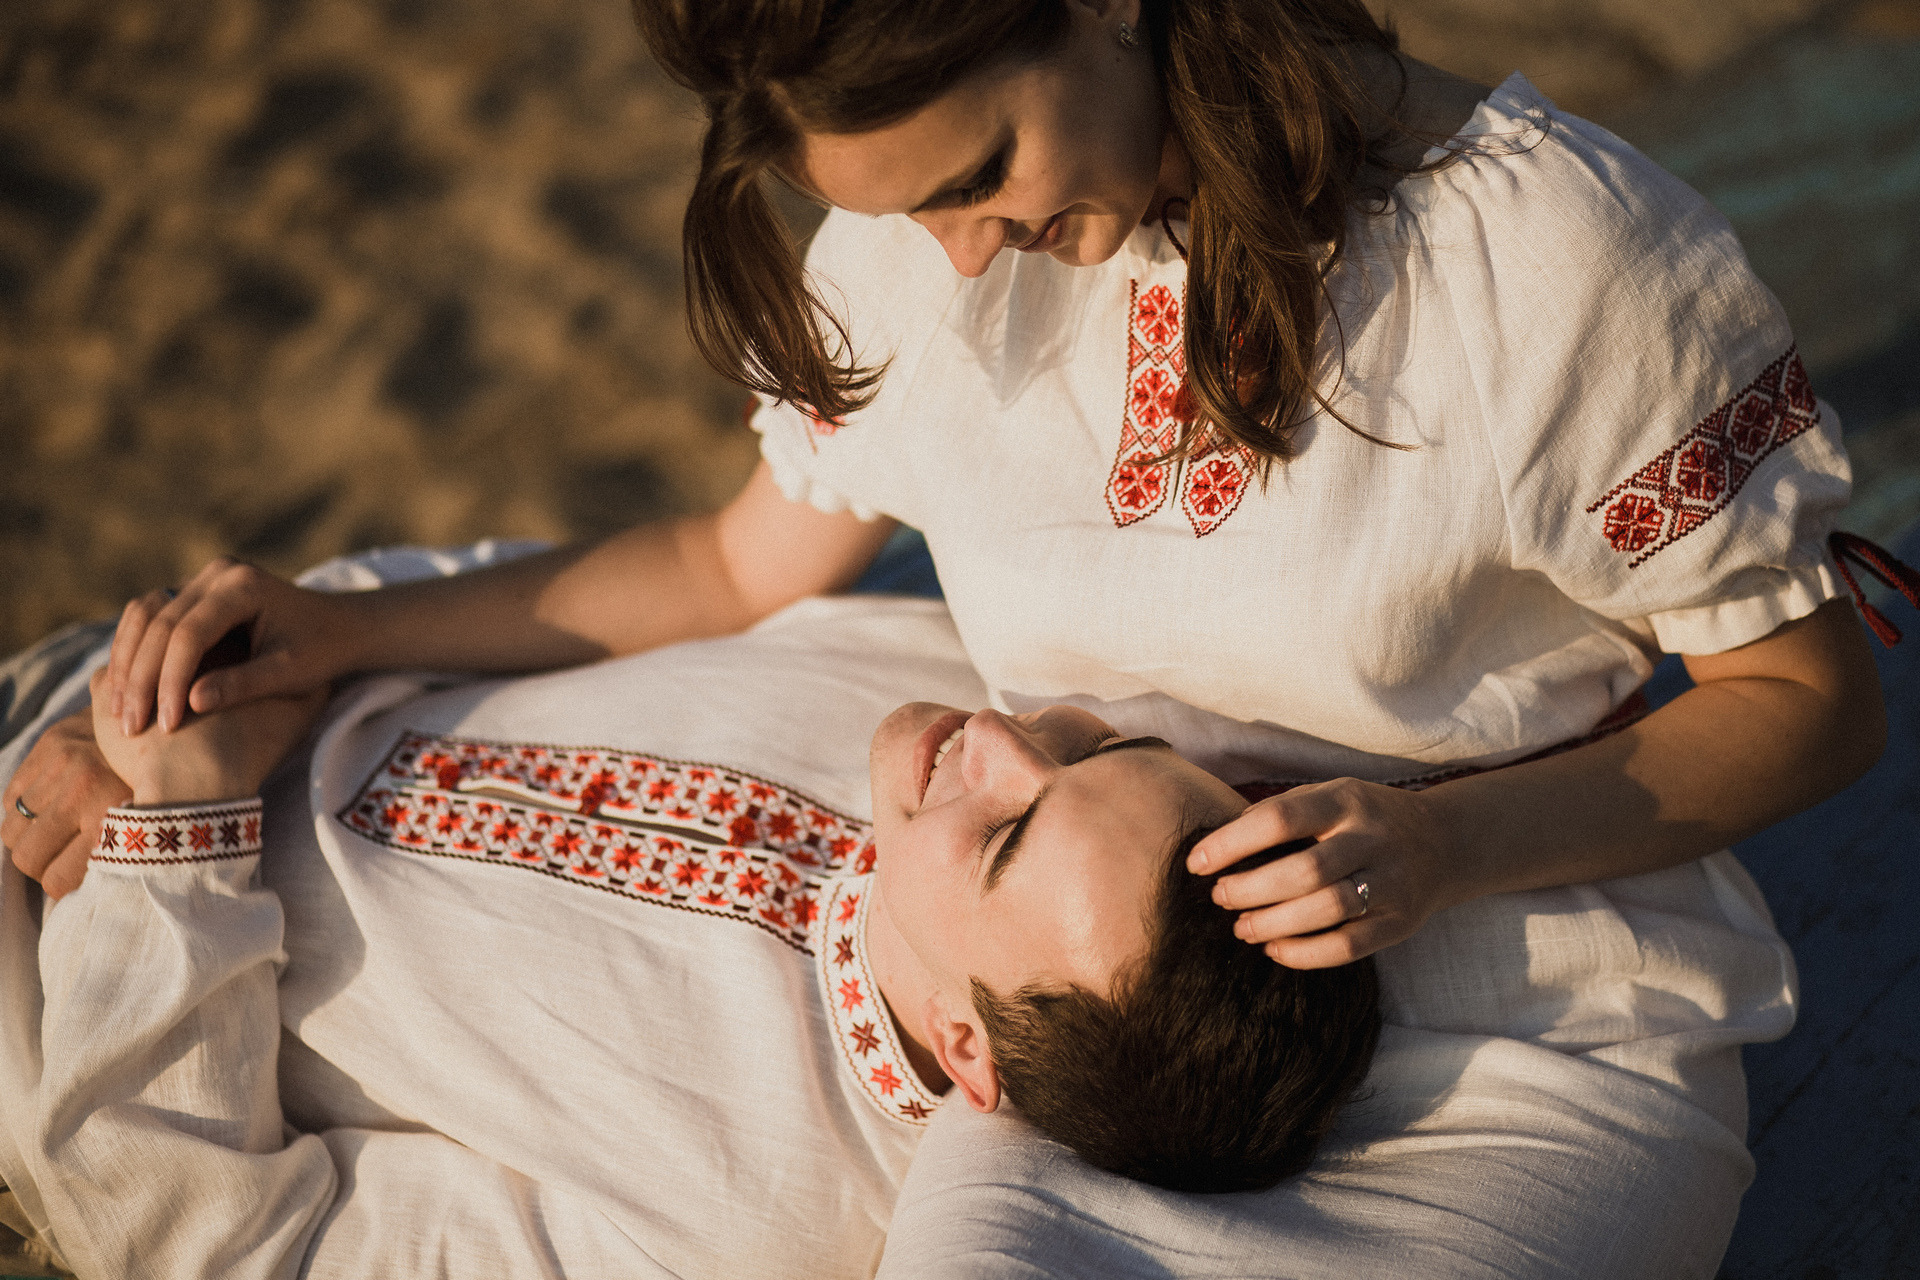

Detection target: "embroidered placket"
[1106, 280, 1254, 537]
[811, 876, 941, 1127]
[340, 731, 876, 952]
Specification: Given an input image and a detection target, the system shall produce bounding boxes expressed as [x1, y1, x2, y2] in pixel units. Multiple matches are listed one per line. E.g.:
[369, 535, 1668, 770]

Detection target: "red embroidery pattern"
[1180, 436, 1255, 537]
[805, 408, 845, 442]
[94, 799, 263, 865]
[814, 877, 941, 1127]
[1106, 280, 1253, 537]
[1108, 282, 1188, 528]
[1587, 347, 1821, 567]
[339, 732, 876, 952]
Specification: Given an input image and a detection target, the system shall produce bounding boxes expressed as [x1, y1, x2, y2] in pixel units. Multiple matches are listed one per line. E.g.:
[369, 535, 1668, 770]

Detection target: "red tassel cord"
[1830, 530, 1920, 647]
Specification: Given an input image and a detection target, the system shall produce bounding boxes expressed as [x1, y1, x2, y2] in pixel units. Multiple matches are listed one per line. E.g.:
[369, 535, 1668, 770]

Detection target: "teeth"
[930, 727, 964, 774]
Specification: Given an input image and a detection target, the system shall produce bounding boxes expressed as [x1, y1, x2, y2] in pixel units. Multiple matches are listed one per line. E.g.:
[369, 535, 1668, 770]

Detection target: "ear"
[923, 991, 1000, 1113]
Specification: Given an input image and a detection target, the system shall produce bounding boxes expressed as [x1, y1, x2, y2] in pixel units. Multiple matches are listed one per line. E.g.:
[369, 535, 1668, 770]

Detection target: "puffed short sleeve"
[1437, 85, 1850, 656]
[749, 209, 962, 525]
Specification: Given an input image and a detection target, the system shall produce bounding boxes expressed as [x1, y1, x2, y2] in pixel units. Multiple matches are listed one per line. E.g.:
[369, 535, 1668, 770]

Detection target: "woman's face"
[794, 0, 1181, 278]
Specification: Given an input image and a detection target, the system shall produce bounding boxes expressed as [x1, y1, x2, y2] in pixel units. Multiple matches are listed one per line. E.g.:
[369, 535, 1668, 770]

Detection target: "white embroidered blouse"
[753, 74, 1852, 786]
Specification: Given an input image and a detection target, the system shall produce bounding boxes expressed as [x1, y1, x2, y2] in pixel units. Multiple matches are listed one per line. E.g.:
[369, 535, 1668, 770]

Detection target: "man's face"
[868, 703, 1246, 1003]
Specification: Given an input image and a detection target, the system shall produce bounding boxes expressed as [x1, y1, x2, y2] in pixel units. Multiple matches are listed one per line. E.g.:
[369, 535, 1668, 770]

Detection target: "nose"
[959, 709, 1055, 793]
[913, 210, 1008, 278]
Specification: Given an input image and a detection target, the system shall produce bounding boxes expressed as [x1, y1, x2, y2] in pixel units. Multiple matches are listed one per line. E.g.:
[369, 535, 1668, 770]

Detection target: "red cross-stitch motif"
[815, 877, 942, 1128]
[94, 799, 263, 866]
[1180, 436, 1256, 537]
[1586, 347, 1821, 568]
[1107, 282, 1188, 528]
[1105, 279, 1250, 537]
[339, 732, 875, 953]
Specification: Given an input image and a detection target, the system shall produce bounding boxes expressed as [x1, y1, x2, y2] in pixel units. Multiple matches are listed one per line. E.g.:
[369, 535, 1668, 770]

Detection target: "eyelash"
[954, 155, 1007, 208]
[975, 731, 1118, 860]
[977, 815, 1015, 861]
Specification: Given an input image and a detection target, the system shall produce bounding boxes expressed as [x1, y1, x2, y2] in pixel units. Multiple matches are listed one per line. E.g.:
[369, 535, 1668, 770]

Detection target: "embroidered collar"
[810, 875, 941, 1127]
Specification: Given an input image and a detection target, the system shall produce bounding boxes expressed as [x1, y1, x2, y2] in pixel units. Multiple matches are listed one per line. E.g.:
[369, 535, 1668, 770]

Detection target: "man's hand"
[2, 708, 133, 899]
[90, 668, 328, 809]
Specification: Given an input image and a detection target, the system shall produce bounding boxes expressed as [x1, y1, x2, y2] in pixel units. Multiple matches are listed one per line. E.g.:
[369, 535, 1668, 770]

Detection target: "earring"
[1116, 20, 1140, 50]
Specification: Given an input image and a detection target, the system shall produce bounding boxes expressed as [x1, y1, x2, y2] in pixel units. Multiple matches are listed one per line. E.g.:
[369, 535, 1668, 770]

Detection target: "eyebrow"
[982, 736, 1172, 891]
[908, 139, 1010, 215]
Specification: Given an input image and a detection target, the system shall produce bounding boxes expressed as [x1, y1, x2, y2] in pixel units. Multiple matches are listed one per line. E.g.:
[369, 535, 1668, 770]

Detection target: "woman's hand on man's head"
[89, 667, 328, 810]
[1187, 778, 1462, 969]
[107, 556, 363, 737]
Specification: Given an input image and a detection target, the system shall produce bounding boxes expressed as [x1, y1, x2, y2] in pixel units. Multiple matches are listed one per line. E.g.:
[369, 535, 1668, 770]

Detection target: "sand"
[3, 0, 1915, 655]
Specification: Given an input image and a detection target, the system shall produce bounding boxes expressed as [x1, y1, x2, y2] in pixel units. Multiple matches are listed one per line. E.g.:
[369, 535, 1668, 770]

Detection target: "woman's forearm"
[341, 515, 742, 676]
[1425, 597, 1886, 905]
[343, 463, 895, 675]
[1199, 597, 1887, 969]
[110, 461, 897, 734]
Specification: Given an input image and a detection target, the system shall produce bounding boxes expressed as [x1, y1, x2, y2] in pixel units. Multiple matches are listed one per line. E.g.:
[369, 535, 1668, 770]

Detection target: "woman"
[10, 6, 1882, 963]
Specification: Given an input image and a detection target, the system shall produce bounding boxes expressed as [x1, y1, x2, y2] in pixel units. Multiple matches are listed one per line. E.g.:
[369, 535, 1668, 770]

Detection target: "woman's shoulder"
[1383, 72, 1791, 403]
[1395, 75, 1753, 282]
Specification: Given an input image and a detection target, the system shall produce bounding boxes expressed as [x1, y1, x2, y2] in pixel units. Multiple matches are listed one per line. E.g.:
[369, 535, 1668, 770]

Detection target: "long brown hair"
[636, 0, 1426, 465]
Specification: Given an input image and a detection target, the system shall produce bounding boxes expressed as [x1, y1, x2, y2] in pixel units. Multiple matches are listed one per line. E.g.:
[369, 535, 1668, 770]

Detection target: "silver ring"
[1348, 875, 1370, 919]
[13, 796, 34, 821]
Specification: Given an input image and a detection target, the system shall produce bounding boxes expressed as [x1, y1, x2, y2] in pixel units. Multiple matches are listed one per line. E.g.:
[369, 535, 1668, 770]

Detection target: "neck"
[863, 878, 952, 1096]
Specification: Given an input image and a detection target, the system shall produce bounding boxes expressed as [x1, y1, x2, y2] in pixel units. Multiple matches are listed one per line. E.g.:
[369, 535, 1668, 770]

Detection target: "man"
[0, 594, 1376, 1279]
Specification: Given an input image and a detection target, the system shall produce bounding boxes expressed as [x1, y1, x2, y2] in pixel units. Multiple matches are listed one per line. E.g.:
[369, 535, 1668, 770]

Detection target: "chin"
[1049, 216, 1136, 268]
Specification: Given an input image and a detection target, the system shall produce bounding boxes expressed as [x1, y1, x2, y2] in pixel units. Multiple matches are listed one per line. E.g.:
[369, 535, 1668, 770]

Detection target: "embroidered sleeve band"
[95, 799, 264, 865]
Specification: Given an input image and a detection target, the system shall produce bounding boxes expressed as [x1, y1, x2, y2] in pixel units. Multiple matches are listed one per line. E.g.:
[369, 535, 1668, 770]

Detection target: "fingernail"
[122, 711, 137, 737]
[1188, 849, 1210, 873]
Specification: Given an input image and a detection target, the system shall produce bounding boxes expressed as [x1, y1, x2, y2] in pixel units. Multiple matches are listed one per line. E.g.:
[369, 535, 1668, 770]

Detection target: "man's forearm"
[28, 798, 340, 1279]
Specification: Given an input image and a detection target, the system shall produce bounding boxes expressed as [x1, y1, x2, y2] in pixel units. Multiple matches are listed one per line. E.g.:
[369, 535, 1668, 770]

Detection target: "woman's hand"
[2, 709, 133, 899]
[107, 557, 366, 737]
[1187, 778, 1460, 969]
[89, 668, 328, 809]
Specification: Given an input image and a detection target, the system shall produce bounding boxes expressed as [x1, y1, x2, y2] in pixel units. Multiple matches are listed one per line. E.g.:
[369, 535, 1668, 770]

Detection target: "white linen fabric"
[879, 853, 1795, 1280]
[0, 594, 990, 1279]
[749, 73, 1814, 1277]
[0, 581, 1796, 1277]
[753, 73, 1851, 788]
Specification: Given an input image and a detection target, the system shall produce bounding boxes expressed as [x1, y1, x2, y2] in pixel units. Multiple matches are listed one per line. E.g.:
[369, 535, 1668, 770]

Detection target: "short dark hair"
[972, 829, 1381, 1193]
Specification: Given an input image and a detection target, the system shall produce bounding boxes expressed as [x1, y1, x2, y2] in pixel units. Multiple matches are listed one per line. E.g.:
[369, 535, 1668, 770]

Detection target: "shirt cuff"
[1642, 561, 1843, 655]
[94, 799, 263, 866]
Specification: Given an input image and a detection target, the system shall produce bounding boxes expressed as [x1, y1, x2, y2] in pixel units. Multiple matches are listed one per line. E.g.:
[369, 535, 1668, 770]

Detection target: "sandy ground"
[2, 0, 1917, 654]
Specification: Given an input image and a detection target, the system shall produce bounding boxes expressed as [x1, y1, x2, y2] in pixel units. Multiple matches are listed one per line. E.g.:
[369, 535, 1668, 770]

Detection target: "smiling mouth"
[1014, 214, 1062, 253]
[915, 711, 969, 804]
